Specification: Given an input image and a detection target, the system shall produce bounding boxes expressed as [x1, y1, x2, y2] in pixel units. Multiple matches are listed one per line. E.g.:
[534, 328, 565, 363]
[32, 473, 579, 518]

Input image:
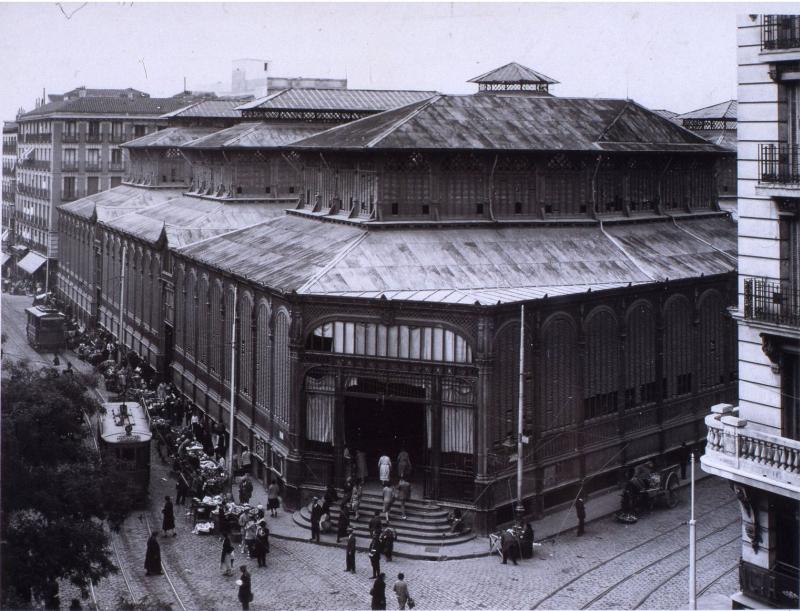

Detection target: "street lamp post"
[118, 245, 127, 364]
[227, 285, 238, 486]
[516, 303, 525, 518]
[688, 452, 697, 609]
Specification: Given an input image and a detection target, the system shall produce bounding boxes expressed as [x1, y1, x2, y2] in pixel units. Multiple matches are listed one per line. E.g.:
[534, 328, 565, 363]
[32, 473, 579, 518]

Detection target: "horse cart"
[616, 463, 681, 523]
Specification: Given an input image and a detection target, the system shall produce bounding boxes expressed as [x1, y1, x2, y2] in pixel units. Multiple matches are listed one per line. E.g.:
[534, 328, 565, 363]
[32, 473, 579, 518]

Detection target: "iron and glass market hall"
[60, 65, 739, 532]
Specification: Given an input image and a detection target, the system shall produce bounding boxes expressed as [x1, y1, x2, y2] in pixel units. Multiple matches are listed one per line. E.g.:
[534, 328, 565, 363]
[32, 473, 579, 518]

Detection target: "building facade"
[14, 88, 186, 283]
[2, 121, 17, 271]
[701, 14, 800, 609]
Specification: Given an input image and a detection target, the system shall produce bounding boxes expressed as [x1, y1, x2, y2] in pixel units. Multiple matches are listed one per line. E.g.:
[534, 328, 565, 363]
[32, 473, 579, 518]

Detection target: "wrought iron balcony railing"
[61, 133, 79, 143]
[3, 144, 17, 154]
[62, 161, 79, 172]
[108, 133, 127, 144]
[108, 161, 125, 172]
[758, 143, 800, 185]
[86, 133, 103, 143]
[762, 15, 800, 51]
[85, 161, 103, 172]
[744, 277, 800, 327]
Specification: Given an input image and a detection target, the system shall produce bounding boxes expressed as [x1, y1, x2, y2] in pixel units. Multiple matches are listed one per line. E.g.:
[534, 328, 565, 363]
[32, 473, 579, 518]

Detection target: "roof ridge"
[675, 99, 737, 119]
[366, 95, 442, 148]
[297, 230, 370, 293]
[596, 100, 633, 142]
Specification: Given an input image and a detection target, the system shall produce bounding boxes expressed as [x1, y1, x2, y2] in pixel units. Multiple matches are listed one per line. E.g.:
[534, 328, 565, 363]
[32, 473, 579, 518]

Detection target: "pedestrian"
[68, 598, 82, 610]
[679, 441, 691, 480]
[342, 475, 354, 506]
[368, 536, 382, 579]
[337, 504, 351, 543]
[245, 519, 258, 558]
[218, 501, 230, 537]
[356, 449, 368, 486]
[220, 534, 234, 576]
[310, 497, 323, 542]
[254, 522, 269, 567]
[393, 573, 412, 610]
[345, 529, 357, 573]
[238, 511, 250, 554]
[53, 353, 60, 367]
[369, 510, 383, 539]
[237, 565, 252, 610]
[397, 448, 412, 479]
[63, 361, 74, 376]
[396, 477, 411, 519]
[500, 528, 519, 565]
[575, 497, 586, 536]
[239, 474, 253, 505]
[378, 454, 392, 487]
[240, 446, 252, 476]
[521, 522, 535, 559]
[162, 496, 176, 537]
[256, 504, 265, 521]
[382, 484, 395, 523]
[144, 532, 162, 575]
[267, 479, 281, 517]
[379, 526, 396, 562]
[344, 446, 353, 479]
[351, 482, 362, 520]
[175, 474, 189, 505]
[370, 572, 387, 610]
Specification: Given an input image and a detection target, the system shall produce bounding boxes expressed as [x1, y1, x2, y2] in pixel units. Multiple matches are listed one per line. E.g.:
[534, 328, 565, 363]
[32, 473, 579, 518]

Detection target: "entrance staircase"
[291, 490, 477, 559]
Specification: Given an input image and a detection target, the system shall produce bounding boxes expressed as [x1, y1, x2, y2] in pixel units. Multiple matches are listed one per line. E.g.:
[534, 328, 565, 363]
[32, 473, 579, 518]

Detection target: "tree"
[1, 362, 139, 607]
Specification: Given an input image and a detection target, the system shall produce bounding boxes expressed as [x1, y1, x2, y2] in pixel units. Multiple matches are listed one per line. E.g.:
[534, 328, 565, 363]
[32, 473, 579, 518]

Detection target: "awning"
[1, 253, 10, 267]
[1, 230, 8, 242]
[10, 244, 27, 254]
[17, 251, 47, 275]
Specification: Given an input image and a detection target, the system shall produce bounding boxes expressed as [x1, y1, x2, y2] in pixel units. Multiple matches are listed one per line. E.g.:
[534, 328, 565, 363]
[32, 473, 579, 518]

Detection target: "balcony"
[702, 404, 800, 496]
[85, 161, 103, 172]
[19, 159, 50, 171]
[3, 144, 17, 154]
[61, 133, 79, 144]
[86, 133, 103, 144]
[744, 277, 800, 329]
[108, 161, 125, 172]
[758, 144, 800, 186]
[108, 133, 127, 144]
[61, 192, 80, 202]
[762, 15, 800, 51]
[24, 133, 52, 143]
[61, 161, 79, 172]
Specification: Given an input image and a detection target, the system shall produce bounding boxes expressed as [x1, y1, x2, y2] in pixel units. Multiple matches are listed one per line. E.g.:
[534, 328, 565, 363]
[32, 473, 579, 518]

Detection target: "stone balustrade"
[703, 403, 800, 493]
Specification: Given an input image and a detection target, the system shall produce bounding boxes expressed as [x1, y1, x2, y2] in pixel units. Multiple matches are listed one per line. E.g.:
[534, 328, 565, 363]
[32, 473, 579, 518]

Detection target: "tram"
[25, 305, 66, 351]
[97, 401, 152, 503]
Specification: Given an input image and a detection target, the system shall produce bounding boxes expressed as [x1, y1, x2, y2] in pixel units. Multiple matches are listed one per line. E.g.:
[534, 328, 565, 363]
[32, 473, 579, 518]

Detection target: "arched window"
[184, 272, 196, 357]
[238, 293, 254, 397]
[584, 309, 620, 420]
[223, 286, 235, 381]
[274, 310, 290, 425]
[174, 266, 184, 351]
[197, 276, 209, 365]
[306, 321, 472, 364]
[698, 290, 726, 389]
[539, 315, 579, 432]
[255, 302, 270, 412]
[209, 280, 222, 374]
[625, 301, 657, 408]
[663, 295, 693, 398]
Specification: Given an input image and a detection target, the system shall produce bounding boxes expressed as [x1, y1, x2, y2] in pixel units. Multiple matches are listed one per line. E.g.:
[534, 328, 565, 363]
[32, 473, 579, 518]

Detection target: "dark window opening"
[585, 391, 618, 420]
[624, 387, 636, 410]
[514, 202, 522, 214]
[422, 204, 430, 215]
[236, 186, 242, 194]
[641, 381, 658, 404]
[306, 331, 333, 352]
[476, 203, 484, 215]
[289, 186, 295, 194]
[676, 372, 692, 395]
[544, 204, 553, 214]
[265, 186, 271, 194]
[391, 202, 399, 215]
[579, 204, 588, 213]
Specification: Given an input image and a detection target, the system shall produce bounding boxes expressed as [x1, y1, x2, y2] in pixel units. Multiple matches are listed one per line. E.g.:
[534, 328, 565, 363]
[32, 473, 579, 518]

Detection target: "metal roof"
[2, 121, 18, 133]
[183, 122, 325, 149]
[468, 62, 559, 85]
[676, 100, 737, 121]
[123, 127, 219, 149]
[292, 95, 726, 153]
[20, 97, 187, 119]
[58, 185, 184, 222]
[177, 212, 736, 304]
[650, 109, 679, 120]
[236, 88, 437, 112]
[102, 195, 289, 248]
[160, 100, 244, 119]
[690, 128, 737, 152]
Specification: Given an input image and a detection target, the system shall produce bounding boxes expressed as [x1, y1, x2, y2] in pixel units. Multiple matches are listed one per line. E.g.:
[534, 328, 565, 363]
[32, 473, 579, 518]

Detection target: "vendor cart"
[618, 463, 681, 519]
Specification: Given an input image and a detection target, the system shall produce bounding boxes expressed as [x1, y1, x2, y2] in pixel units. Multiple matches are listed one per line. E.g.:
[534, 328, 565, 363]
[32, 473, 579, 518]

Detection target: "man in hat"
[310, 497, 323, 543]
[575, 497, 586, 536]
[345, 529, 357, 573]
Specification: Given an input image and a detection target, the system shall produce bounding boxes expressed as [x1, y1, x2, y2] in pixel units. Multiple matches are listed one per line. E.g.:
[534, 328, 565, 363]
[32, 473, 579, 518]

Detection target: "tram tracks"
[531, 497, 737, 609]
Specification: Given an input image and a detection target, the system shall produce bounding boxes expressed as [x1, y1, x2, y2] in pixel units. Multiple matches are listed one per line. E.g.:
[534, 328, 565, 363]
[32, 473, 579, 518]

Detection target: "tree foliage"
[1, 362, 139, 607]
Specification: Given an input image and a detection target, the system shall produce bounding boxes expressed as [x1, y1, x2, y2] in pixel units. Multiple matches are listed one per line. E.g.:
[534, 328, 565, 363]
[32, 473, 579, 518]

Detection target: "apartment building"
[13, 87, 186, 284]
[701, 14, 800, 609]
[2, 121, 17, 241]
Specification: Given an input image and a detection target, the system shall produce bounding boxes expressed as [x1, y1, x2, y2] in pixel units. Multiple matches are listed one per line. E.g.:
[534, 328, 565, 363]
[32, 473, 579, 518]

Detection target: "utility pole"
[688, 452, 697, 610]
[227, 285, 238, 485]
[516, 303, 525, 518]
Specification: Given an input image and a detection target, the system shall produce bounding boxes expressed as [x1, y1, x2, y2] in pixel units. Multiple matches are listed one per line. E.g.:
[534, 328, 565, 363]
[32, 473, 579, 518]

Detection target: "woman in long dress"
[357, 450, 368, 485]
[144, 532, 162, 575]
[378, 455, 392, 487]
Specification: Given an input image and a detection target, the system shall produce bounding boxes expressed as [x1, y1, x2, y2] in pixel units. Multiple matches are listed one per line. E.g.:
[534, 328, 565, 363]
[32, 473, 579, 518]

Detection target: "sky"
[0, 2, 788, 122]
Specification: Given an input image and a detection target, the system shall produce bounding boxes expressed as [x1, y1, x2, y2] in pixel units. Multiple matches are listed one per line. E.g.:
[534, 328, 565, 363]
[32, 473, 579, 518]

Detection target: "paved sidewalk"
[240, 467, 709, 561]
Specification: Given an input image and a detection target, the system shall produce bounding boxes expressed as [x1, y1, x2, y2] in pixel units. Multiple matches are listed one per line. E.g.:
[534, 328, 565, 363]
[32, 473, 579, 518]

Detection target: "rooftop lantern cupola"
[468, 61, 558, 96]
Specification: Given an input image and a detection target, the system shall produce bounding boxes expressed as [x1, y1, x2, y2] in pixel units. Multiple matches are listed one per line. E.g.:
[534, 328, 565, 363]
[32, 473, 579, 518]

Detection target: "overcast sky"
[0, 3, 788, 123]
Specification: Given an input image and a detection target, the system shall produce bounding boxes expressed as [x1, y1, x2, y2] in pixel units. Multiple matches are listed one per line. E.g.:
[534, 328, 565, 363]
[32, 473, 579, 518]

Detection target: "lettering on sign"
[116, 434, 141, 442]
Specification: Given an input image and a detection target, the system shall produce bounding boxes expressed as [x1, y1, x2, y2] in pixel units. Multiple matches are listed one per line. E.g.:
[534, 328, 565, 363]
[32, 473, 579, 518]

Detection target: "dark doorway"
[345, 394, 427, 482]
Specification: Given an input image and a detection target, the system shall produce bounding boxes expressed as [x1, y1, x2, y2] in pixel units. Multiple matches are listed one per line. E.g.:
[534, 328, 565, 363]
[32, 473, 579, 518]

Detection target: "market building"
[170, 67, 739, 532]
[674, 99, 738, 205]
[13, 87, 187, 286]
[701, 14, 800, 609]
